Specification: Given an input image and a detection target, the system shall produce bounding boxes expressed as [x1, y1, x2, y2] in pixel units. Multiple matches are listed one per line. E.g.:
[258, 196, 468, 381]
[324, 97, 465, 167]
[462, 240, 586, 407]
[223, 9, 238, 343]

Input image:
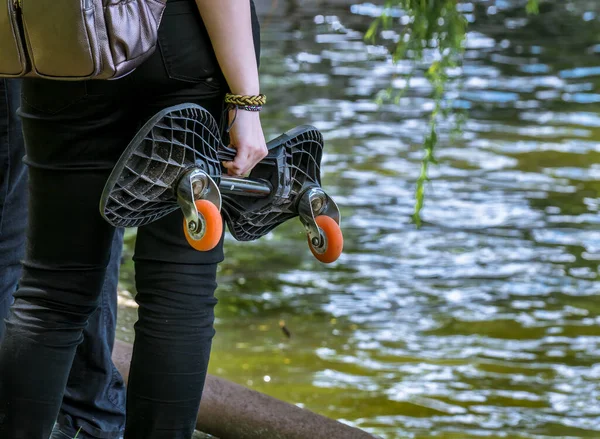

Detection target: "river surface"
[117, 1, 600, 437]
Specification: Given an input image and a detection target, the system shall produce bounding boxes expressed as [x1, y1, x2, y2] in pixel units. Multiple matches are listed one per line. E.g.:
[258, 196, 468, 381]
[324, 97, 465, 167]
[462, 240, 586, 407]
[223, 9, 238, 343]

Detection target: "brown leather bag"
[0, 0, 167, 80]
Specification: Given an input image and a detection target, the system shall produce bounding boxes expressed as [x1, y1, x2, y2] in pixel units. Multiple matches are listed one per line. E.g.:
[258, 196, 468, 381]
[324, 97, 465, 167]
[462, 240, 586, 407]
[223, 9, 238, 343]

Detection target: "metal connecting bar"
[219, 176, 271, 198]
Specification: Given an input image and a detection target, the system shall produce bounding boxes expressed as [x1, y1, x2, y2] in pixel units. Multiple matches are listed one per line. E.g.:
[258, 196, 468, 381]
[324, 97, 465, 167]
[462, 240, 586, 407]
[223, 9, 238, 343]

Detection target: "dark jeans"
[0, 80, 127, 437]
[0, 79, 27, 325]
[0, 0, 255, 437]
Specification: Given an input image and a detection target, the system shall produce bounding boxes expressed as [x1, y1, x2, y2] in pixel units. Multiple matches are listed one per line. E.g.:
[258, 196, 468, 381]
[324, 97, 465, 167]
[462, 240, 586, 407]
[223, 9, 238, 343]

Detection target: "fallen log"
[113, 340, 378, 439]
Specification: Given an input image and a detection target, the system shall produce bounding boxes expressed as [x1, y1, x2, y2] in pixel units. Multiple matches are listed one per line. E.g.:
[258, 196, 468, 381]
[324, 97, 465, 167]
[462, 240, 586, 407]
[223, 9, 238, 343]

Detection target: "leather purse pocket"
[0, 0, 29, 77]
[105, 0, 166, 66]
[21, 0, 97, 78]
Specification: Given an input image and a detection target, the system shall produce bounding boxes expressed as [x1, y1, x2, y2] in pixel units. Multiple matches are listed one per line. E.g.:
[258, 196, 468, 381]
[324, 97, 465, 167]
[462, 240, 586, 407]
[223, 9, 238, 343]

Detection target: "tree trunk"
[112, 340, 378, 439]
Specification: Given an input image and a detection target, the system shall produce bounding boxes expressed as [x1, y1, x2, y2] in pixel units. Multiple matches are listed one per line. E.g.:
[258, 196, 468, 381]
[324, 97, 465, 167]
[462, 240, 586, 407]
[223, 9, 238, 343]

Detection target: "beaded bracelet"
[236, 104, 262, 112]
[223, 95, 266, 132]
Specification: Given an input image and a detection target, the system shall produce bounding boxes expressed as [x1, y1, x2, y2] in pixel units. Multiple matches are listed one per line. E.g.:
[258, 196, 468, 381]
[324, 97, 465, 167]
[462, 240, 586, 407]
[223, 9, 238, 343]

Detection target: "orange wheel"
[307, 215, 343, 264]
[183, 200, 223, 251]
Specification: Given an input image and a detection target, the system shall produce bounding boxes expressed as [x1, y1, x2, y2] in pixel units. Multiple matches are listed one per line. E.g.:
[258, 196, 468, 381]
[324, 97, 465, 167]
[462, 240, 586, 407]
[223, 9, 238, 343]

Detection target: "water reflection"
[118, 0, 599, 437]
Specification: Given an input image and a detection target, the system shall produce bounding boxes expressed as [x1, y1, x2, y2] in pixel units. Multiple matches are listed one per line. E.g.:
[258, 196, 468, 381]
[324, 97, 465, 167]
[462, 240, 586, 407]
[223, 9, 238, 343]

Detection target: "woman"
[0, 0, 266, 437]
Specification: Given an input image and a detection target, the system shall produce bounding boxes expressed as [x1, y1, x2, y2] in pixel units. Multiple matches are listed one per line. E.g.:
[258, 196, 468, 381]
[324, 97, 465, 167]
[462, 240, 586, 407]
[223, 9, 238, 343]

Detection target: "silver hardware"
[219, 176, 271, 198]
[298, 187, 341, 254]
[177, 169, 221, 241]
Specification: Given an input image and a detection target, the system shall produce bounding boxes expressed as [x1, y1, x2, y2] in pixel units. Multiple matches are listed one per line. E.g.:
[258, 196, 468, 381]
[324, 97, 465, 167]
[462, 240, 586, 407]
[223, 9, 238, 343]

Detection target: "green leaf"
[526, 0, 539, 15]
[364, 19, 380, 43]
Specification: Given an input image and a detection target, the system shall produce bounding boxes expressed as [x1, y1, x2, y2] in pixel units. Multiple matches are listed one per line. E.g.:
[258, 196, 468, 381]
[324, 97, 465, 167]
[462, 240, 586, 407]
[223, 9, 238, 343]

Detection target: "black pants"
[0, 1, 259, 438]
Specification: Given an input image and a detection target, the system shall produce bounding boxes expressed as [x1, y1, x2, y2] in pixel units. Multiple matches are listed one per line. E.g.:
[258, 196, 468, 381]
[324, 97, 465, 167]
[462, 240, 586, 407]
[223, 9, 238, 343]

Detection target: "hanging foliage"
[365, 0, 540, 226]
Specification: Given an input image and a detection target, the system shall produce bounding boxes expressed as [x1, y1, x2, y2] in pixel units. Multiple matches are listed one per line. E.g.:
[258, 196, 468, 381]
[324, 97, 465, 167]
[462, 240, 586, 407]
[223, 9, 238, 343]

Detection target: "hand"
[222, 109, 268, 177]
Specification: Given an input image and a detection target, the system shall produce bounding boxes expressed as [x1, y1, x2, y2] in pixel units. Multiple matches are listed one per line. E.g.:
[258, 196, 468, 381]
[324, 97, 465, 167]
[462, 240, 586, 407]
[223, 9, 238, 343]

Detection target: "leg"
[126, 211, 223, 439]
[54, 228, 127, 439]
[124, 96, 226, 439]
[0, 79, 136, 438]
[0, 79, 26, 335]
[0, 78, 127, 439]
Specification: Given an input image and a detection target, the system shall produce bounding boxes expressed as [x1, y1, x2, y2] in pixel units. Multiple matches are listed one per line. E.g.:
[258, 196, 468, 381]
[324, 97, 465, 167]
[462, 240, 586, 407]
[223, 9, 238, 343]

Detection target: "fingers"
[222, 142, 267, 176]
[222, 109, 268, 177]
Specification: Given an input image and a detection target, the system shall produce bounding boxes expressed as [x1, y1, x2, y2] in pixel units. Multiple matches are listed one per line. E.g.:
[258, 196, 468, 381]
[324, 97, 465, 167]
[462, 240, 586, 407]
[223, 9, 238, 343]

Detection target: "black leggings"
[0, 1, 259, 437]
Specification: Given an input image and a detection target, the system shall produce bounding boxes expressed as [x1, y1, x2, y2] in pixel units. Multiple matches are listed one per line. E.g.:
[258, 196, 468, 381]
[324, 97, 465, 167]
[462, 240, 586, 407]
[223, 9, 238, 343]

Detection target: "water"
[117, 1, 600, 437]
